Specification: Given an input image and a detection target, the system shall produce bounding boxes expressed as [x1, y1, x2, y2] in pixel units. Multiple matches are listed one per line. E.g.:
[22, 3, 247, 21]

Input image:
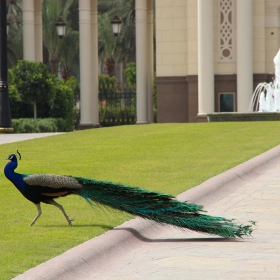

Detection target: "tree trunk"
[49, 54, 59, 75]
[61, 66, 71, 81]
[33, 101, 37, 120]
[105, 56, 115, 77]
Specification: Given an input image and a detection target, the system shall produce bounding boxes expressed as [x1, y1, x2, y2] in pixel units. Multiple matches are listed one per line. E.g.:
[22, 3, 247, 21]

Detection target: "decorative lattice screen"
[218, 0, 235, 62]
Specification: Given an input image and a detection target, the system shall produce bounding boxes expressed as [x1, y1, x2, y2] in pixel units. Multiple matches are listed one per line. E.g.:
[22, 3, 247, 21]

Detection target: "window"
[219, 92, 235, 112]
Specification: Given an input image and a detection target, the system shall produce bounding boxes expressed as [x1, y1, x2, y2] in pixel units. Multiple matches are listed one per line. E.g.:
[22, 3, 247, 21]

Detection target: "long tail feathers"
[74, 177, 254, 238]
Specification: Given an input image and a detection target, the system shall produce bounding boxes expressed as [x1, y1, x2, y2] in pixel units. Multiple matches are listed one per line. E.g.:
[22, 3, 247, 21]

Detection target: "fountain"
[249, 48, 280, 112]
[208, 49, 280, 122]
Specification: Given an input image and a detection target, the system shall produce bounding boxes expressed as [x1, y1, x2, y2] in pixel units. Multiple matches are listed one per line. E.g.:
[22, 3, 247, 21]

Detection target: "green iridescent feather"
[73, 177, 254, 238]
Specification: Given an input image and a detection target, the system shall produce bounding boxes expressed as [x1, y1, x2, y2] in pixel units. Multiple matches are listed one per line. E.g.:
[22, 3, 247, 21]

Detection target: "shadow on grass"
[113, 227, 246, 243]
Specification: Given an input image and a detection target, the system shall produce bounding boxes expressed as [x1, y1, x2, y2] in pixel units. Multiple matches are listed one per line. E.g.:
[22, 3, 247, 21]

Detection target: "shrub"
[124, 62, 136, 90]
[8, 69, 33, 118]
[11, 60, 55, 119]
[8, 61, 78, 131]
[12, 118, 70, 133]
[51, 79, 75, 131]
[98, 74, 119, 94]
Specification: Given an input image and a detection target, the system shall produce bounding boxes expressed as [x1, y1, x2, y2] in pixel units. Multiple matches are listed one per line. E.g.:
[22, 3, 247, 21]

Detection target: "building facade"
[155, 0, 280, 122]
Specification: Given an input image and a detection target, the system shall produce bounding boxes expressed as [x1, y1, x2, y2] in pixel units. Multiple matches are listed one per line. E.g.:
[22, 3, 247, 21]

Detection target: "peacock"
[4, 151, 254, 238]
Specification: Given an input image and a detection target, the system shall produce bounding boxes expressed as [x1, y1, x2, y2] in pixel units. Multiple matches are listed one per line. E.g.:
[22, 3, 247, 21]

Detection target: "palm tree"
[42, 0, 74, 75]
[6, 0, 22, 31]
[98, 13, 120, 77]
[7, 27, 23, 68]
[59, 27, 79, 81]
[6, 0, 23, 68]
[98, 0, 136, 64]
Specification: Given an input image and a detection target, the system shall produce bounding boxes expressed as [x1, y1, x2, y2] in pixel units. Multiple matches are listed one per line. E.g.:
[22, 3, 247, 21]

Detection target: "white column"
[34, 0, 42, 62]
[91, 0, 99, 126]
[135, 0, 148, 124]
[22, 0, 36, 61]
[79, 0, 94, 128]
[147, 0, 154, 123]
[197, 0, 214, 117]
[237, 0, 253, 112]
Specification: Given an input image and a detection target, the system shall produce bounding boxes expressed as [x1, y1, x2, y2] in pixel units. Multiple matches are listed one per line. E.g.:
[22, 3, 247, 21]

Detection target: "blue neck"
[4, 161, 25, 191]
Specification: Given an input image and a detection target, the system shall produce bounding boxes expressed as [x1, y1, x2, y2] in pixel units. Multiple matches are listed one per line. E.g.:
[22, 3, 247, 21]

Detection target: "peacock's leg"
[29, 203, 42, 226]
[48, 199, 73, 226]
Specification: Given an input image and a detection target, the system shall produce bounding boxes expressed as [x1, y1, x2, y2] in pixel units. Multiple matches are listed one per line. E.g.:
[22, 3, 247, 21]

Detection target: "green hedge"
[12, 118, 72, 133]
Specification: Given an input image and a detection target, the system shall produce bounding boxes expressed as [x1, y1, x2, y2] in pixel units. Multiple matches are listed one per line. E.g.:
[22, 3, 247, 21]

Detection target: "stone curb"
[12, 145, 280, 280]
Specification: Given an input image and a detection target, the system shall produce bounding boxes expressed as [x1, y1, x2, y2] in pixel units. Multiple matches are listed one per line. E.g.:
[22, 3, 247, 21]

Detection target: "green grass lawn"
[1, 122, 280, 279]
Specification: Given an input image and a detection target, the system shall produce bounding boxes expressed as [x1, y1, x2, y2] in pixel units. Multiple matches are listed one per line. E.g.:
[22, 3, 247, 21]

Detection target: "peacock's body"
[4, 152, 254, 238]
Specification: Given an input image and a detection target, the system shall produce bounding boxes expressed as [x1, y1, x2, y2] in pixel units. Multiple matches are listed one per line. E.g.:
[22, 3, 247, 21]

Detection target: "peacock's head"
[6, 154, 17, 162]
[4, 152, 21, 176]
[6, 150, 21, 162]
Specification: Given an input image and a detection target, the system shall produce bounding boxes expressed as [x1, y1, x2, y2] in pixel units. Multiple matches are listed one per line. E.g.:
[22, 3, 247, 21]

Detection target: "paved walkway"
[93, 173, 280, 280]
[86, 151, 280, 280]
[5, 134, 280, 280]
[0, 133, 63, 145]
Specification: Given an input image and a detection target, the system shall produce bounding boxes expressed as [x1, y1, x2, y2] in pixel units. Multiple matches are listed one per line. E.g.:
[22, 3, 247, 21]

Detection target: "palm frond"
[59, 28, 79, 80]
[42, 0, 75, 75]
[7, 25, 23, 68]
[98, 13, 118, 58]
[98, 0, 136, 63]
[6, 0, 22, 31]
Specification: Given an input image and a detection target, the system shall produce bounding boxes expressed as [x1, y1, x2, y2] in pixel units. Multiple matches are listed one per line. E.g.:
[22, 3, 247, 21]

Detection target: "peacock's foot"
[67, 218, 73, 226]
[29, 220, 36, 227]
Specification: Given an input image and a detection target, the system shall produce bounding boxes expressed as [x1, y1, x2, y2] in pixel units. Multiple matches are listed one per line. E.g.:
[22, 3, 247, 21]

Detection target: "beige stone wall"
[253, 0, 266, 73]
[156, 0, 190, 76]
[186, 0, 198, 75]
[156, 0, 280, 77]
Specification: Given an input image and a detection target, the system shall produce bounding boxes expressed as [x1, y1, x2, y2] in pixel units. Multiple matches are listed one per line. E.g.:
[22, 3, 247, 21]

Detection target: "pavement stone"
[3, 134, 280, 280]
